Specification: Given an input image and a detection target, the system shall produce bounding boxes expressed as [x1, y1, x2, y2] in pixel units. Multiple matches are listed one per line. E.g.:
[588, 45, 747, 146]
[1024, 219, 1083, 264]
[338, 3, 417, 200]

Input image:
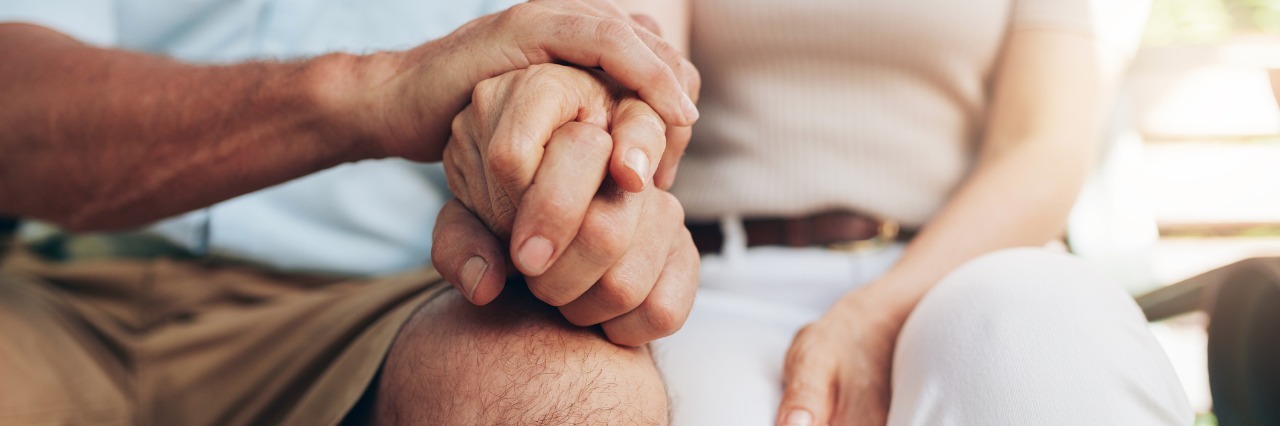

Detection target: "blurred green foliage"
[1145, 0, 1280, 45]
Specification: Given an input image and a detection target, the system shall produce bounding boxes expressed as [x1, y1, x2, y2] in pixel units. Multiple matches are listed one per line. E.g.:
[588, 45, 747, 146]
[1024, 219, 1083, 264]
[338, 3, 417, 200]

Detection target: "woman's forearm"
[853, 136, 1096, 326]
[0, 24, 392, 231]
[847, 29, 1108, 329]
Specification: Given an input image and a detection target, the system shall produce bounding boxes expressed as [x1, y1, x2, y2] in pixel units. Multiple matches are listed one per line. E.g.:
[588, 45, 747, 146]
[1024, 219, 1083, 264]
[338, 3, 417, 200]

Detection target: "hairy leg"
[372, 282, 669, 425]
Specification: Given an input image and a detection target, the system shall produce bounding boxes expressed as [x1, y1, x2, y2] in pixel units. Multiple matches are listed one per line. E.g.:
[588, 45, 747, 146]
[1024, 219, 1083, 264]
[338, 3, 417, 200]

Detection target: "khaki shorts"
[0, 244, 451, 426]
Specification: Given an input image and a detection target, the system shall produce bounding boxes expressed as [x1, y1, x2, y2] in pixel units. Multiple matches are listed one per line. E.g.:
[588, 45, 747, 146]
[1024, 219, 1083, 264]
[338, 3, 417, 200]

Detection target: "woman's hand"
[777, 289, 903, 426]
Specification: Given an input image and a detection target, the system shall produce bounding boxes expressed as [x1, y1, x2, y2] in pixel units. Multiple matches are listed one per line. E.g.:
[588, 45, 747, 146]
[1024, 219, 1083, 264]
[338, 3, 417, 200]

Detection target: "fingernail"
[517, 236, 554, 275]
[681, 93, 699, 123]
[460, 256, 488, 300]
[624, 148, 650, 188]
[783, 409, 813, 426]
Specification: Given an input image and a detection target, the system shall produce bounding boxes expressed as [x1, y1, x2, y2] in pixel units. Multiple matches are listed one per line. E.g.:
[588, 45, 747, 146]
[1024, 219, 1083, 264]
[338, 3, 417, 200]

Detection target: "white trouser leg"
[887, 248, 1193, 425]
[654, 239, 899, 425]
[654, 289, 809, 426]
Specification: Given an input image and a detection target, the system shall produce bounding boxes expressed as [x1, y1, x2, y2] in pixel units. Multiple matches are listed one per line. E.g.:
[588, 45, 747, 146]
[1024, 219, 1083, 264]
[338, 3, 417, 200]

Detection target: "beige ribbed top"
[673, 0, 1098, 226]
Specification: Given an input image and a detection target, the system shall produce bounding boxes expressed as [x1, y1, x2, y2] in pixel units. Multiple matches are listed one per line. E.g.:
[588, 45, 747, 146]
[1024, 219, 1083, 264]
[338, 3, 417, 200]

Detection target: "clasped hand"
[432, 62, 701, 347]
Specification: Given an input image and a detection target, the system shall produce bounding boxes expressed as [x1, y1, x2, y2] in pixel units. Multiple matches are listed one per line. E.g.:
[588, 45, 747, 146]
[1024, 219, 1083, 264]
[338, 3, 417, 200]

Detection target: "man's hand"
[433, 122, 698, 346]
[359, 0, 700, 164]
[431, 63, 699, 346]
[0, 0, 697, 231]
[777, 291, 899, 426]
[442, 64, 691, 276]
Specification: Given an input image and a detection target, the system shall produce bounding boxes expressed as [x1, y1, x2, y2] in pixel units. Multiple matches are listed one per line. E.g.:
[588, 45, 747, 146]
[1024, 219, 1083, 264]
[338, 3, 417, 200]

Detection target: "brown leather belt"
[686, 211, 915, 255]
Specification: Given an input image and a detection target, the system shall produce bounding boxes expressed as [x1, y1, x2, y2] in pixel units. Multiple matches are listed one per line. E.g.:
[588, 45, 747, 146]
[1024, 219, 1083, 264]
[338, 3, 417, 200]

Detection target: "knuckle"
[578, 215, 630, 262]
[784, 376, 817, 396]
[595, 18, 636, 48]
[640, 296, 686, 337]
[559, 126, 613, 157]
[560, 307, 596, 327]
[449, 111, 472, 141]
[471, 78, 503, 110]
[597, 274, 646, 313]
[578, 124, 615, 152]
[655, 191, 685, 222]
[441, 151, 466, 194]
[528, 280, 575, 306]
[500, 2, 537, 26]
[555, 120, 600, 141]
[621, 101, 666, 135]
[488, 190, 519, 233]
[484, 143, 523, 177]
[650, 36, 682, 62]
[675, 227, 696, 254]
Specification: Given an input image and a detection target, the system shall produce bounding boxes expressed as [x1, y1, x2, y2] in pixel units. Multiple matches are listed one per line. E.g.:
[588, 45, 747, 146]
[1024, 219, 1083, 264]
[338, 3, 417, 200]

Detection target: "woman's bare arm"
[775, 28, 1116, 426]
[857, 29, 1108, 326]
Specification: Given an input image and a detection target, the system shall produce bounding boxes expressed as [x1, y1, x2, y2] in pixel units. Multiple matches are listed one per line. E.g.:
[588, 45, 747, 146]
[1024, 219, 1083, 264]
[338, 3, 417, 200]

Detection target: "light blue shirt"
[2, 0, 520, 276]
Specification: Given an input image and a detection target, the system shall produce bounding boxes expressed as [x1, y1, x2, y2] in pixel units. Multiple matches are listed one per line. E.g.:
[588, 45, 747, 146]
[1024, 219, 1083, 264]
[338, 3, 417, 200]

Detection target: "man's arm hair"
[0, 23, 393, 231]
[0, 2, 700, 233]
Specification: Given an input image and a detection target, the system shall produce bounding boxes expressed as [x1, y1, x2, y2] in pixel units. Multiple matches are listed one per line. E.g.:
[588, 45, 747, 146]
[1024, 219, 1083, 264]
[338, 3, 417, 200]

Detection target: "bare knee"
[373, 284, 669, 425]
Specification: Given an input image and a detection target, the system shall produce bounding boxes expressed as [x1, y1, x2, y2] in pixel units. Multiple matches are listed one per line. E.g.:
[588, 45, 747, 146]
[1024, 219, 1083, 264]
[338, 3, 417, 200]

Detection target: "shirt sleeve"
[0, 0, 117, 46]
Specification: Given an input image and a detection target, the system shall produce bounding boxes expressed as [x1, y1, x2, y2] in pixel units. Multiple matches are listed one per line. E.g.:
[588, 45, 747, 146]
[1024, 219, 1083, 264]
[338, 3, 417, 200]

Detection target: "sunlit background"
[1070, 0, 1280, 423]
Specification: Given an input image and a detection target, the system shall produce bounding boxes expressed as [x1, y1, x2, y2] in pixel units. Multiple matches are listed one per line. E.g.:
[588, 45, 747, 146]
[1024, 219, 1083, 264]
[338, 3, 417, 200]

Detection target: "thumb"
[431, 199, 508, 305]
[778, 329, 837, 426]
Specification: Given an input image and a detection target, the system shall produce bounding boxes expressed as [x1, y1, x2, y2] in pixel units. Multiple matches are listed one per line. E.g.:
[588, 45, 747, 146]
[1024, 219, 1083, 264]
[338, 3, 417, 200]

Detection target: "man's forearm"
[0, 24, 394, 231]
[0, 1, 703, 232]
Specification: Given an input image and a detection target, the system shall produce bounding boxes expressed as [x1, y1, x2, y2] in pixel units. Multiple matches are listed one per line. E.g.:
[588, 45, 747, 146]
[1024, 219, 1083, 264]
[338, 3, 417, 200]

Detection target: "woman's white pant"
[652, 244, 1193, 425]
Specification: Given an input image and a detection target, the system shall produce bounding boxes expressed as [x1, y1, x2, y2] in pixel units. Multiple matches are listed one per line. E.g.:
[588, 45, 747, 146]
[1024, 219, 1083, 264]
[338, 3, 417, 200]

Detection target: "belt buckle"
[826, 220, 899, 254]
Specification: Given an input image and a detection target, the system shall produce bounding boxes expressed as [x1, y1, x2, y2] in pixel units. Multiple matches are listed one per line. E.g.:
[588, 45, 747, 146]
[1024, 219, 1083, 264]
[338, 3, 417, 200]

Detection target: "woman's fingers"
[431, 199, 508, 305]
[778, 326, 839, 426]
[510, 122, 613, 277]
[655, 123, 691, 190]
[608, 97, 667, 192]
[626, 22, 699, 190]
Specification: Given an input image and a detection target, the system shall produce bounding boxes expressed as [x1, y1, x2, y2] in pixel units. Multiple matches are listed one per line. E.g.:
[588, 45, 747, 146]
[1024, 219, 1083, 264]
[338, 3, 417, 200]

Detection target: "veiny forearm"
[0, 24, 384, 231]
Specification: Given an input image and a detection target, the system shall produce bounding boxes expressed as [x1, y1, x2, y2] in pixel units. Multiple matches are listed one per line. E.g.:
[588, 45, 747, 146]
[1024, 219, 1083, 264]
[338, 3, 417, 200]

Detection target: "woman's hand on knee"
[778, 294, 899, 426]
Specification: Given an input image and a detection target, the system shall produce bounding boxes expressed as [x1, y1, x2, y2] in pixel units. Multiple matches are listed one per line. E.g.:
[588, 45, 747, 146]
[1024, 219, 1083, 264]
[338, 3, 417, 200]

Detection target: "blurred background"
[1069, 0, 1280, 423]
